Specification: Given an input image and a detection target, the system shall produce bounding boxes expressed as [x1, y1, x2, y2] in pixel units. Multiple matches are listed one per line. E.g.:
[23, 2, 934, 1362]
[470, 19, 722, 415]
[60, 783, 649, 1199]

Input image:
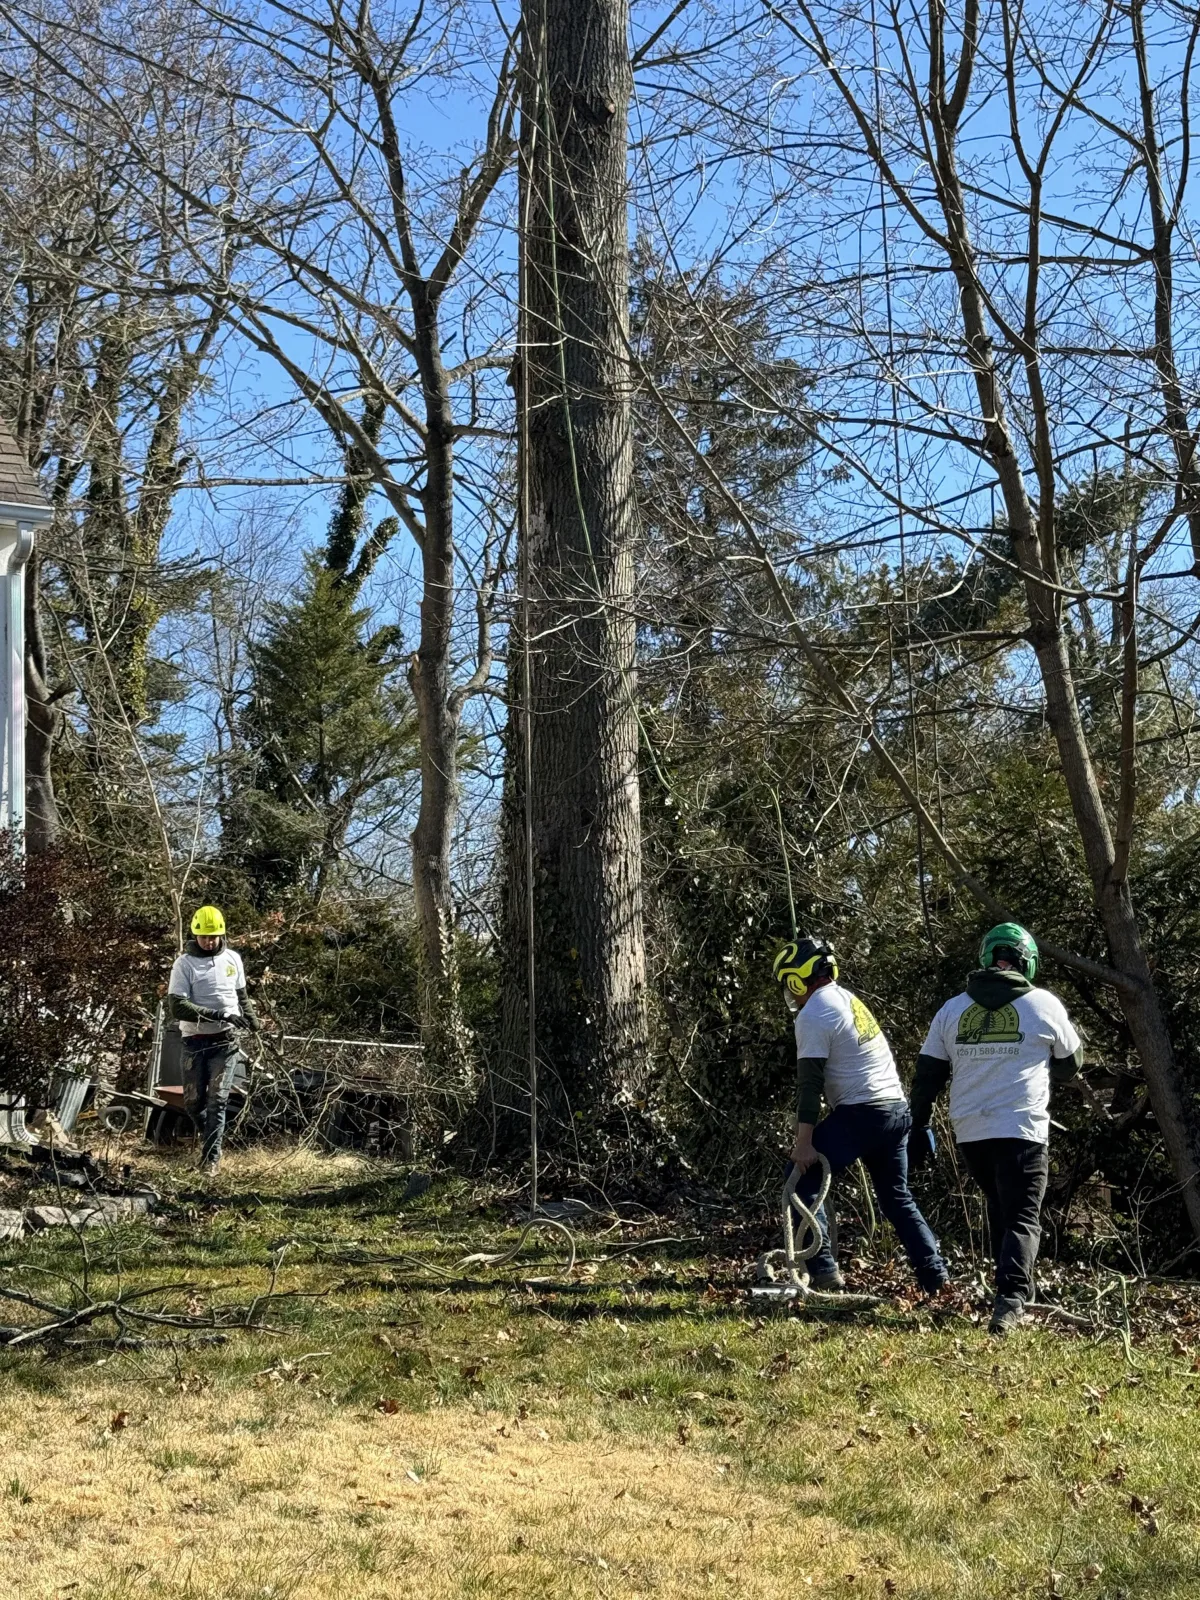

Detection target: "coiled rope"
[781, 1153, 832, 1288]
[756, 1153, 880, 1306]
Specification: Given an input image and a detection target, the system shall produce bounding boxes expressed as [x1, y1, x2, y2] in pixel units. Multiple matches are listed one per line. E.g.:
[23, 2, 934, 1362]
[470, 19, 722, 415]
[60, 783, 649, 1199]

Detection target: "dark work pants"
[182, 1035, 239, 1164]
[791, 1099, 948, 1293]
[958, 1137, 1049, 1302]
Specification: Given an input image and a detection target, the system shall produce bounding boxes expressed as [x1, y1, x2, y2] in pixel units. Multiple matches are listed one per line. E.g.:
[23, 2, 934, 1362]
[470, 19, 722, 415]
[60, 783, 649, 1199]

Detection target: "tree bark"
[407, 349, 470, 1084]
[501, 0, 648, 1134]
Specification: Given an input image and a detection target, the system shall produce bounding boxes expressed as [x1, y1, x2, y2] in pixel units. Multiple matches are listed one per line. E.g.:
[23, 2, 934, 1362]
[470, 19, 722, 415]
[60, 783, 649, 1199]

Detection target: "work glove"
[908, 1124, 936, 1172]
[241, 1011, 261, 1034]
[224, 1012, 250, 1031]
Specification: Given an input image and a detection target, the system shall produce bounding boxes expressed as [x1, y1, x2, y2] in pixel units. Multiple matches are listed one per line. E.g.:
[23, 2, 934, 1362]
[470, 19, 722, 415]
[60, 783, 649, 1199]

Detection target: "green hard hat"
[979, 922, 1038, 980]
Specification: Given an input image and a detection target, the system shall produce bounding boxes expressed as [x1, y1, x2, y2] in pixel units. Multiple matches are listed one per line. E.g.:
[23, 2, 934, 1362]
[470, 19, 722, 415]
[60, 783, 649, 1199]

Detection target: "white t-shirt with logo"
[794, 983, 904, 1108]
[920, 986, 1081, 1145]
[168, 946, 246, 1037]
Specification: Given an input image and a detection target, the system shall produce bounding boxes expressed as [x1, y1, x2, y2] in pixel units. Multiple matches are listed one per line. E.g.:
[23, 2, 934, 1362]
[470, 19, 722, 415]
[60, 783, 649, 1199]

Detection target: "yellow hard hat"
[190, 905, 226, 938]
[772, 936, 837, 999]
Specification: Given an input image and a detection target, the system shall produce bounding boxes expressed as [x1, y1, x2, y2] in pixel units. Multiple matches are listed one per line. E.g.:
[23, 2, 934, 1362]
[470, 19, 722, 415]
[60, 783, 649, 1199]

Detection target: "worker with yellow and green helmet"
[166, 906, 260, 1175]
[772, 935, 949, 1296]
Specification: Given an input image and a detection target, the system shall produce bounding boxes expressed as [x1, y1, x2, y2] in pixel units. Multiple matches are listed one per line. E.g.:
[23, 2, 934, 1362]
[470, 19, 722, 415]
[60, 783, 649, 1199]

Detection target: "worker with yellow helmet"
[166, 906, 260, 1175]
[774, 935, 948, 1296]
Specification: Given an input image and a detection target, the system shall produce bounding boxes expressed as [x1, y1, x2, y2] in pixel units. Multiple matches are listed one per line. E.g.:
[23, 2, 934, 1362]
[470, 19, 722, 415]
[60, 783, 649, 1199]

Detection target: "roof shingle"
[0, 417, 48, 507]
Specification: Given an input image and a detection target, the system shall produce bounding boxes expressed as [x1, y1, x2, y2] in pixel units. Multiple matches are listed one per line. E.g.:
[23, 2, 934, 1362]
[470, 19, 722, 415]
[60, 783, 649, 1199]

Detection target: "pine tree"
[231, 555, 418, 906]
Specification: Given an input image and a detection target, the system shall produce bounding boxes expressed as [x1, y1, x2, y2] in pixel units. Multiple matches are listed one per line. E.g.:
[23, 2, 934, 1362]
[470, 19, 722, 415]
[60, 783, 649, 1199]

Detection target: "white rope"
[756, 1154, 881, 1306]
[781, 1153, 832, 1288]
[458, 1215, 577, 1279]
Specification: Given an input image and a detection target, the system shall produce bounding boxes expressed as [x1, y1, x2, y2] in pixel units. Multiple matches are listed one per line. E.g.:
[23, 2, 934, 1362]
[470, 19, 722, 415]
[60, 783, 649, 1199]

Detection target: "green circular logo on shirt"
[956, 1003, 1024, 1045]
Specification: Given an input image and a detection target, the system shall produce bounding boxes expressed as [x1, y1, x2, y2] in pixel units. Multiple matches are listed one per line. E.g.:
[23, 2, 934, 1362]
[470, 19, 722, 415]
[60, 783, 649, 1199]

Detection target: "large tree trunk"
[501, 0, 647, 1136]
[923, 12, 1200, 1239]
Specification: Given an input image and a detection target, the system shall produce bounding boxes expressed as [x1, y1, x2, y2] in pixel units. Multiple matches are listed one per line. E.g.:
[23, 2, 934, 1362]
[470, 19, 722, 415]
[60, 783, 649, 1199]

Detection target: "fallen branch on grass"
[0, 1281, 198, 1347]
[1024, 1303, 1096, 1330]
[0, 1254, 336, 1349]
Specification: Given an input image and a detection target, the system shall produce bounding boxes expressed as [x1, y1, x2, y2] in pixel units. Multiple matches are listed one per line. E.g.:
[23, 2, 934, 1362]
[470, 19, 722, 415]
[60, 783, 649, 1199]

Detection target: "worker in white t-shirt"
[775, 936, 948, 1295]
[909, 922, 1083, 1335]
[167, 905, 260, 1176]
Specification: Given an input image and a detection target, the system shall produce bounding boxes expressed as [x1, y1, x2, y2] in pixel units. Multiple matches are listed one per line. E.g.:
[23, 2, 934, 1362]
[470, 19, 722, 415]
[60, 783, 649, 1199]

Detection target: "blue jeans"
[791, 1100, 947, 1292]
[182, 1035, 240, 1164]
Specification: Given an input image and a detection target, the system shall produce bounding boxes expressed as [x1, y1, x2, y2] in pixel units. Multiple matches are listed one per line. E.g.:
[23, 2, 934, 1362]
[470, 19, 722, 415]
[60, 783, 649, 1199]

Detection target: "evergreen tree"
[230, 555, 418, 906]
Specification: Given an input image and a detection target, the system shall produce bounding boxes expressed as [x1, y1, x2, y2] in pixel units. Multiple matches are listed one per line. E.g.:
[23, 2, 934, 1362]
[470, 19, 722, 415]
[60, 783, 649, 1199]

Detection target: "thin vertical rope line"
[519, 10, 542, 1215]
[770, 786, 798, 940]
[872, 6, 936, 949]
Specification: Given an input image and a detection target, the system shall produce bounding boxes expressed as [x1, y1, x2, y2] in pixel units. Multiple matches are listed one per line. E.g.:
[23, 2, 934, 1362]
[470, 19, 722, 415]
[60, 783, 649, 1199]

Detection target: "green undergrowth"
[1, 1150, 1197, 1598]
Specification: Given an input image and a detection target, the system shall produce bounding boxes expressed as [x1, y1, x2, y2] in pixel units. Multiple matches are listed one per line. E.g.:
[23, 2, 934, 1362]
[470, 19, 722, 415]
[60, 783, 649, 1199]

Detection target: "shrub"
[0, 837, 158, 1101]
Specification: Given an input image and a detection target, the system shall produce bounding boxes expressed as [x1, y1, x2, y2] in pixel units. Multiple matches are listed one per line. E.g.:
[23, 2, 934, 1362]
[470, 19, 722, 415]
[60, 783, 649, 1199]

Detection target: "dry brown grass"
[5, 1153, 1194, 1596]
[0, 1384, 939, 1599]
[127, 1142, 392, 1196]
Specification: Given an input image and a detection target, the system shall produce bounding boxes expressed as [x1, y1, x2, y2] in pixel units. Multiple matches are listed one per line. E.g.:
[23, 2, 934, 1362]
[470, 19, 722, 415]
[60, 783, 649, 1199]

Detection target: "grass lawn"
[1, 1146, 1197, 1599]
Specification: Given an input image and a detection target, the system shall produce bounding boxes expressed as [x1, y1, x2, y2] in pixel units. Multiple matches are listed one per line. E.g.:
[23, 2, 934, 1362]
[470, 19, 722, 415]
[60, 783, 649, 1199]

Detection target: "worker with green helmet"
[166, 906, 260, 1175]
[909, 922, 1083, 1335]
[774, 936, 949, 1296]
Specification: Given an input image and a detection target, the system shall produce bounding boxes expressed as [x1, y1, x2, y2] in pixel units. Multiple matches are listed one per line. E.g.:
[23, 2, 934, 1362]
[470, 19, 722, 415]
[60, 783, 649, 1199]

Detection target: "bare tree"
[0, 0, 244, 855]
[3, 0, 518, 1072]
[647, 0, 1200, 1233]
[198, 3, 513, 1078]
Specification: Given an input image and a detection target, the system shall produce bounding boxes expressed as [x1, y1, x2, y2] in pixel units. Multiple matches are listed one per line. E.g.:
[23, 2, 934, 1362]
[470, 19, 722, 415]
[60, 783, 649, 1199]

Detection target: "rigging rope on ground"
[756, 1153, 880, 1306]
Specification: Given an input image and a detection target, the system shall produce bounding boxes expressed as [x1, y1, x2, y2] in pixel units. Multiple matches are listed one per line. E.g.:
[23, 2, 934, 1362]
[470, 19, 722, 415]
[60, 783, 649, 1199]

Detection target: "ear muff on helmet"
[190, 905, 226, 938]
[772, 936, 838, 999]
[979, 921, 1038, 980]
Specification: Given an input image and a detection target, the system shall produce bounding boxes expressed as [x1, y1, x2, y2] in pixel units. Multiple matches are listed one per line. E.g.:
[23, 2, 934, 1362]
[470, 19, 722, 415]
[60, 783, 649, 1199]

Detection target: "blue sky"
[148, 0, 1200, 881]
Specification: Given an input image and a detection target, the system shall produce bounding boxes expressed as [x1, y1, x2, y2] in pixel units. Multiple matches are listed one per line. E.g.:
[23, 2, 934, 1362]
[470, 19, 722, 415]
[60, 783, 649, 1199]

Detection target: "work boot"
[988, 1294, 1024, 1336]
[198, 1153, 222, 1179]
[809, 1267, 846, 1292]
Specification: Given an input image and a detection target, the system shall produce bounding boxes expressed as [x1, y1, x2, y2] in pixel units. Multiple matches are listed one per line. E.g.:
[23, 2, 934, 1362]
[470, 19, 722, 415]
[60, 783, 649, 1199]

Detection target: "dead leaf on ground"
[1130, 1494, 1160, 1534]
